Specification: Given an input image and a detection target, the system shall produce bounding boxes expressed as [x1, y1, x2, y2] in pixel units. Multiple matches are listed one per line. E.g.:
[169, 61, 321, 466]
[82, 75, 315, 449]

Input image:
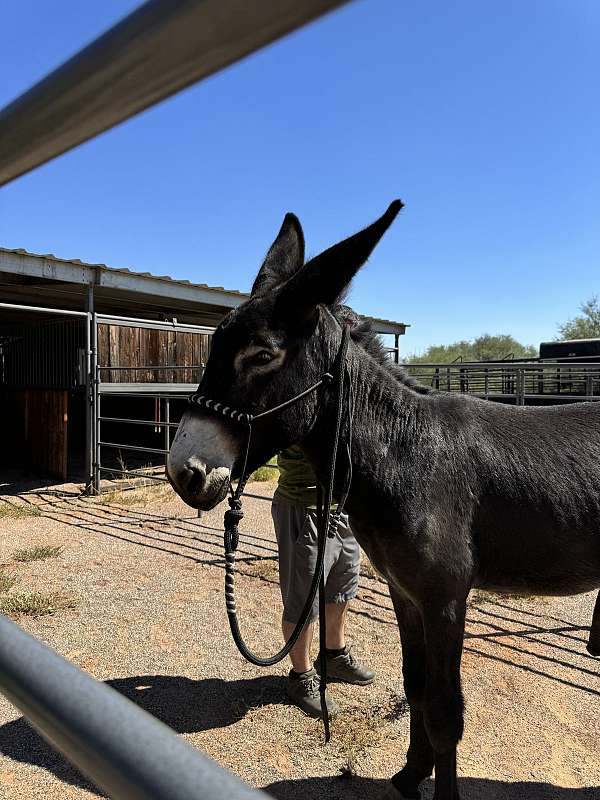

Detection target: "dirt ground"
[0, 479, 598, 800]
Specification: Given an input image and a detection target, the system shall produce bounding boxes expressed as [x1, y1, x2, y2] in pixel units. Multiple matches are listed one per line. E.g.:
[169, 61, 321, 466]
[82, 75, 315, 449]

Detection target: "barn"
[0, 246, 407, 492]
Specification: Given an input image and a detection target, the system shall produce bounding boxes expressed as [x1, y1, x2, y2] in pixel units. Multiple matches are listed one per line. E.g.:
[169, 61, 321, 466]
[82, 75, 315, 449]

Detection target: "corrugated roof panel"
[0, 245, 248, 299]
[0, 246, 408, 329]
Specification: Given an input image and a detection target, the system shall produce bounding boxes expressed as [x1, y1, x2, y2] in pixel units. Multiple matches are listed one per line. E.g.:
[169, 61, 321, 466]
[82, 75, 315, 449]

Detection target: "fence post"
[164, 397, 170, 454]
[84, 311, 93, 493]
[585, 369, 593, 400]
[91, 313, 100, 494]
[517, 369, 525, 406]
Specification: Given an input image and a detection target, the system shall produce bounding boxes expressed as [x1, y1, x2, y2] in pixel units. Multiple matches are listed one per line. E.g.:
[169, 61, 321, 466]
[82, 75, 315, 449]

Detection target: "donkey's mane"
[332, 307, 432, 395]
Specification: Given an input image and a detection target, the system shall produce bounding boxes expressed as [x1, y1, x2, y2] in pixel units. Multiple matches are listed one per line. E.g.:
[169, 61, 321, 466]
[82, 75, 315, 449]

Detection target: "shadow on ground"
[265, 775, 600, 800]
[1, 673, 598, 799]
[0, 673, 285, 796]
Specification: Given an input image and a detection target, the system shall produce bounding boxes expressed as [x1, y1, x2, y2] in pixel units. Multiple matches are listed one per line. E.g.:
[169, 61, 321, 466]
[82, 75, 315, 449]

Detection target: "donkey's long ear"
[251, 213, 305, 296]
[276, 200, 402, 314]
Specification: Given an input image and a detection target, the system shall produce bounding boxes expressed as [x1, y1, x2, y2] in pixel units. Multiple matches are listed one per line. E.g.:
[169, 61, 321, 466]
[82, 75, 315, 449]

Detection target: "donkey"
[167, 202, 600, 800]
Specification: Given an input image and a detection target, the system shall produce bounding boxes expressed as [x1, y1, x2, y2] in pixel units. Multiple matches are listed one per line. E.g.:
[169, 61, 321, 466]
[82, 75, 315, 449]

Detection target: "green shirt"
[275, 446, 320, 508]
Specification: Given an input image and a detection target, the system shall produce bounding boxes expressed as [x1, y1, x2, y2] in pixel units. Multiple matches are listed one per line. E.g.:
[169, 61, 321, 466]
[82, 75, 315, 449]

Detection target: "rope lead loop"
[211, 326, 352, 746]
[224, 498, 243, 553]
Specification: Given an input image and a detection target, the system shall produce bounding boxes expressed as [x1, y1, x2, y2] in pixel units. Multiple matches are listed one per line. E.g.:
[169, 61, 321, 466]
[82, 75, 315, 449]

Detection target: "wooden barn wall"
[0, 389, 68, 480]
[27, 390, 68, 480]
[97, 325, 211, 383]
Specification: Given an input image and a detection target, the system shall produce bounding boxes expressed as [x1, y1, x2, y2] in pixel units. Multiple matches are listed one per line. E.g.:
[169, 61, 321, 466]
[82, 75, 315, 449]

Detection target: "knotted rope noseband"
[188, 326, 353, 740]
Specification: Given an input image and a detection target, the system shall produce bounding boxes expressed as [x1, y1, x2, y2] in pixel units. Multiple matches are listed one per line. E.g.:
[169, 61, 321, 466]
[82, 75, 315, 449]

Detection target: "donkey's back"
[465, 398, 600, 597]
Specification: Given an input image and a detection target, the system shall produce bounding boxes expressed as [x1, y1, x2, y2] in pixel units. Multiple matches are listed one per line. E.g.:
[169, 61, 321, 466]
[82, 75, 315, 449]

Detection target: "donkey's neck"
[302, 341, 426, 524]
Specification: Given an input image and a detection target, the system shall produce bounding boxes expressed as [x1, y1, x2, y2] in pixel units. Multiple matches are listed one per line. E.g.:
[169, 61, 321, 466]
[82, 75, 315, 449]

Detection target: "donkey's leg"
[422, 596, 467, 800]
[587, 590, 600, 656]
[388, 588, 434, 799]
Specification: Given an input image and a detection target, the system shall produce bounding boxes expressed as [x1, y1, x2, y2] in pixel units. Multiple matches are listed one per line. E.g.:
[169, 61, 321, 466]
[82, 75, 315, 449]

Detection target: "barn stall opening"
[0, 246, 245, 488]
[0, 247, 406, 492]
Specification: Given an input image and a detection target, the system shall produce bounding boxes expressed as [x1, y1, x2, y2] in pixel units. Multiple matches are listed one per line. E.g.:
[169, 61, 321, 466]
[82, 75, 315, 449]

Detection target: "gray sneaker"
[286, 668, 340, 719]
[315, 645, 375, 685]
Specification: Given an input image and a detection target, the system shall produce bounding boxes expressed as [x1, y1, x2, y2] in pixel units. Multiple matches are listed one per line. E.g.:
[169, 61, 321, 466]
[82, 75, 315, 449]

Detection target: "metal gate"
[92, 313, 214, 494]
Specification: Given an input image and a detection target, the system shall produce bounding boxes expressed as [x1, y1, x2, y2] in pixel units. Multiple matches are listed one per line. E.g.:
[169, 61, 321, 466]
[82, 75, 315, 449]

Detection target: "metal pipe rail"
[411, 357, 600, 365]
[404, 361, 600, 404]
[98, 365, 205, 371]
[404, 360, 600, 369]
[0, 302, 89, 318]
[99, 415, 180, 427]
[99, 466, 169, 483]
[97, 387, 196, 396]
[0, 0, 351, 186]
[99, 440, 170, 455]
[0, 615, 267, 799]
[96, 314, 215, 335]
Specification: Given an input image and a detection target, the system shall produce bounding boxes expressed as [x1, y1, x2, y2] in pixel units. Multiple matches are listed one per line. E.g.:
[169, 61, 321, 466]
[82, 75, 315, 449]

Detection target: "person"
[272, 444, 375, 718]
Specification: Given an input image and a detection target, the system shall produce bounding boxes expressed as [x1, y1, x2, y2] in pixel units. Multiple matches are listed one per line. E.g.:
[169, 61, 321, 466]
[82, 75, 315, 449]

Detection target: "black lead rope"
[189, 327, 353, 741]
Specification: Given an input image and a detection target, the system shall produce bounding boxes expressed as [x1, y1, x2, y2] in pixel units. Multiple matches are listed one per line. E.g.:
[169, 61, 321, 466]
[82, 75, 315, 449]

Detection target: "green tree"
[408, 334, 536, 364]
[557, 296, 600, 340]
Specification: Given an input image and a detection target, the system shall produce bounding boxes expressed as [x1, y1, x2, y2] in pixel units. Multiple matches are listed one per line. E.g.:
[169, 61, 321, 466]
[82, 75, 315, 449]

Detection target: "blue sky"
[1, 0, 599, 355]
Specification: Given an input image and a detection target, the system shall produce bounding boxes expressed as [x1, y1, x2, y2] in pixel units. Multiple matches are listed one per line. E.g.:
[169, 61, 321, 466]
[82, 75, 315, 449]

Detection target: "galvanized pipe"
[96, 314, 215, 335]
[99, 466, 168, 482]
[97, 388, 194, 398]
[99, 441, 170, 455]
[84, 312, 93, 491]
[97, 365, 205, 371]
[98, 415, 180, 427]
[404, 360, 600, 368]
[0, 301, 88, 317]
[164, 396, 171, 457]
[0, 615, 267, 800]
[93, 331, 101, 494]
[0, 0, 351, 186]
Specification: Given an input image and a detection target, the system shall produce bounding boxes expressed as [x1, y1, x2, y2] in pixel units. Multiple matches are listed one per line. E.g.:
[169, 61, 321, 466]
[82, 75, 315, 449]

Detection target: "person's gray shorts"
[271, 494, 360, 624]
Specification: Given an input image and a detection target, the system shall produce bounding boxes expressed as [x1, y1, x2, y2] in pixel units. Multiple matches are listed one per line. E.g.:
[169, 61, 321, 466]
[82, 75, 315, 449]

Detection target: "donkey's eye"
[251, 351, 274, 365]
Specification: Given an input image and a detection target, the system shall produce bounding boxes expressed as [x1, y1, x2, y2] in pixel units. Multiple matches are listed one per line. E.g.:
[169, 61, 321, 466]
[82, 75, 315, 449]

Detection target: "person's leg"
[314, 514, 375, 684]
[324, 600, 348, 649]
[280, 599, 348, 669]
[282, 619, 314, 673]
[272, 498, 339, 718]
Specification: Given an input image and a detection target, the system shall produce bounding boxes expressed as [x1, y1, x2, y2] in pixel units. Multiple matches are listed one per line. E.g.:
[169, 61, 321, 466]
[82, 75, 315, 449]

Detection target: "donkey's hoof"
[379, 781, 420, 800]
[587, 641, 600, 657]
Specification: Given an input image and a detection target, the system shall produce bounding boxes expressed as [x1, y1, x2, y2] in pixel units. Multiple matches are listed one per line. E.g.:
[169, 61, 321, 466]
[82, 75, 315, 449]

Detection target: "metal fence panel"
[0, 317, 85, 389]
[91, 313, 214, 493]
[403, 361, 600, 403]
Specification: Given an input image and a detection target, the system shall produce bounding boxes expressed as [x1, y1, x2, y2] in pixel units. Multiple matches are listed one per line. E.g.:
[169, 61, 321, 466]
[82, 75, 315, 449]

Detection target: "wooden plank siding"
[0, 389, 68, 480]
[28, 390, 68, 480]
[97, 324, 210, 383]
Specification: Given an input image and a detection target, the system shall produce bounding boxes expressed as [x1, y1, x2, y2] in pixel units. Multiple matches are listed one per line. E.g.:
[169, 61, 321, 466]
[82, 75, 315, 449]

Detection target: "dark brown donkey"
[167, 201, 600, 800]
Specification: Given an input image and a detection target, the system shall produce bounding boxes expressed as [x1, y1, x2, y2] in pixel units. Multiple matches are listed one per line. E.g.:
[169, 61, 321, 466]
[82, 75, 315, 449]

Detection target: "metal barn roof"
[0, 246, 246, 326]
[0, 245, 408, 334]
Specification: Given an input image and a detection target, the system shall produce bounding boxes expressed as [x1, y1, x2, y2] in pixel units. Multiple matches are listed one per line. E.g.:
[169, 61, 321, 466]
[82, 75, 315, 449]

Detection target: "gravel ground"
[0, 480, 598, 800]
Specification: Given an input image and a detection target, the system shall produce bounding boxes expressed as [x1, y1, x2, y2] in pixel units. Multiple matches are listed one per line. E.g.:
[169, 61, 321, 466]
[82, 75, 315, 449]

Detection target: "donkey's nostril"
[185, 460, 206, 496]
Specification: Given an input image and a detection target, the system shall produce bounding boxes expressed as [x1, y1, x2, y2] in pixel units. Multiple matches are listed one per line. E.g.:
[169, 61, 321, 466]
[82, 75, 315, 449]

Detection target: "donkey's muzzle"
[167, 409, 236, 510]
[184, 457, 206, 496]
[168, 461, 230, 510]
